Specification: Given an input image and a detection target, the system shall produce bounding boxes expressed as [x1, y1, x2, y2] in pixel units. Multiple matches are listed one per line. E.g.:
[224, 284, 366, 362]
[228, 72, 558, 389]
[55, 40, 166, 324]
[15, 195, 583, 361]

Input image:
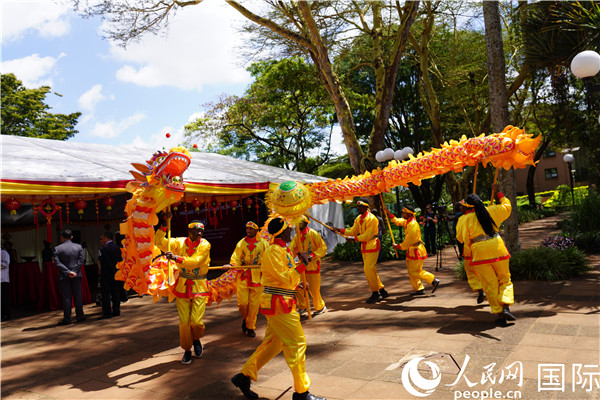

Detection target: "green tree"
[184, 58, 334, 174]
[1, 73, 81, 140]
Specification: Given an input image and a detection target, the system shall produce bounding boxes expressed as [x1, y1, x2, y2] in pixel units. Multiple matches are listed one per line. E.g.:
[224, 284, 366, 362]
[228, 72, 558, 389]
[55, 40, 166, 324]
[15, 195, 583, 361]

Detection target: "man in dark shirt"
[53, 230, 85, 325]
[98, 232, 123, 319]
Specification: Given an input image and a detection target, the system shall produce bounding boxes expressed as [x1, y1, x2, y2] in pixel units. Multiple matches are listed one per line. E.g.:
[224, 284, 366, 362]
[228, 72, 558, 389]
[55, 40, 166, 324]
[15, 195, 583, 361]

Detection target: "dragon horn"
[129, 170, 147, 182]
[131, 163, 151, 174]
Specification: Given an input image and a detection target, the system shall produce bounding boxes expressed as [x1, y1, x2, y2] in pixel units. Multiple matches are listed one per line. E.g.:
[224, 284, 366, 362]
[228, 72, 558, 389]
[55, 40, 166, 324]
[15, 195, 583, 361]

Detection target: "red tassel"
[95, 199, 100, 227]
[46, 219, 52, 243]
[59, 206, 63, 230]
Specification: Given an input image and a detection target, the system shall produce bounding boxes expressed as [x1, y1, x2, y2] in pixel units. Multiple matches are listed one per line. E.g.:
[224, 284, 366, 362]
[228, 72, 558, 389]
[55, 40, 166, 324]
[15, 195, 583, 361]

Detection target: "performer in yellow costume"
[457, 202, 485, 304]
[332, 199, 388, 303]
[456, 184, 516, 326]
[155, 215, 211, 365]
[387, 206, 440, 295]
[232, 217, 326, 400]
[291, 215, 327, 316]
[227, 221, 268, 338]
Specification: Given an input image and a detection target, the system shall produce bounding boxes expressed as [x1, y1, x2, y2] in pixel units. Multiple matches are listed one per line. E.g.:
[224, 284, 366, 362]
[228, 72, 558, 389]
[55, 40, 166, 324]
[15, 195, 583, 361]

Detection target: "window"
[543, 149, 556, 158]
[545, 168, 558, 179]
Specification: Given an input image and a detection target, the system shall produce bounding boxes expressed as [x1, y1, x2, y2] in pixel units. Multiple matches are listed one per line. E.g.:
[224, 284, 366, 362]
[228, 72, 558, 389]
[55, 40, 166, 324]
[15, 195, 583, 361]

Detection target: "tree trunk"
[483, 1, 520, 254]
[526, 137, 551, 206]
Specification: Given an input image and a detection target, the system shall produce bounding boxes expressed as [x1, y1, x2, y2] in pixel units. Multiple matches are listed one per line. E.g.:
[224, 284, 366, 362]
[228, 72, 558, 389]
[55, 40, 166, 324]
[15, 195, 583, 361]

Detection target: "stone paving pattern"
[1, 214, 599, 400]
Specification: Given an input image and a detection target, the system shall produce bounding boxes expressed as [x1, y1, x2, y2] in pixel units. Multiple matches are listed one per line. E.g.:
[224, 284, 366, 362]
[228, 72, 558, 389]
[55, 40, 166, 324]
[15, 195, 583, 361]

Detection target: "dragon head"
[129, 146, 192, 192]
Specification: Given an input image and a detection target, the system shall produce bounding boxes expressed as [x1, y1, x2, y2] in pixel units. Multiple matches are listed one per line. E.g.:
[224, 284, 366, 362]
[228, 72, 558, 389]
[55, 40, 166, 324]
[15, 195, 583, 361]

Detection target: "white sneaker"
[313, 306, 327, 316]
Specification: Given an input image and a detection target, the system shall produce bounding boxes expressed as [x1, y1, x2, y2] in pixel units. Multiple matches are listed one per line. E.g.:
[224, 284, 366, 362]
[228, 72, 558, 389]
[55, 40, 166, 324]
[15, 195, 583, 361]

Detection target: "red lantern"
[102, 196, 115, 211]
[230, 200, 238, 210]
[191, 198, 203, 211]
[4, 198, 21, 216]
[244, 197, 253, 209]
[172, 201, 181, 211]
[74, 199, 87, 216]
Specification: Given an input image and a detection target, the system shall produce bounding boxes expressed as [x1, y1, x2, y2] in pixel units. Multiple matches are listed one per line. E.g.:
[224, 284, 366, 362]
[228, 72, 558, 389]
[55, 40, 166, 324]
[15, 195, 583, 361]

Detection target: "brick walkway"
[2, 214, 598, 400]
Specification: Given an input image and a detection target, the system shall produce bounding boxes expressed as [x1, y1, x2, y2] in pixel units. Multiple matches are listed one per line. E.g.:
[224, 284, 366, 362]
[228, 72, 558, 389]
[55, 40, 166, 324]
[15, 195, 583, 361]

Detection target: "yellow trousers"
[362, 251, 384, 292]
[295, 273, 325, 312]
[406, 259, 434, 291]
[237, 281, 263, 330]
[176, 296, 207, 350]
[241, 310, 310, 393]
[474, 259, 514, 314]
[464, 259, 483, 291]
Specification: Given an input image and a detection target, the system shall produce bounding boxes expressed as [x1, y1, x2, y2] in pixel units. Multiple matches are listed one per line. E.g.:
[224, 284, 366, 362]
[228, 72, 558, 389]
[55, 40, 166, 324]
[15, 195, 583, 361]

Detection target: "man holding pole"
[231, 217, 326, 400]
[155, 214, 210, 365]
[226, 221, 268, 338]
[332, 198, 388, 304]
[291, 215, 327, 316]
[387, 206, 440, 296]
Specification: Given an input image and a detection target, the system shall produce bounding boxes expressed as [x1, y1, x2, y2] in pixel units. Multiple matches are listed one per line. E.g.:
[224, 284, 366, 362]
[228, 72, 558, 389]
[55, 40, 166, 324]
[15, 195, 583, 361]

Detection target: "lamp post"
[563, 153, 575, 206]
[376, 147, 414, 213]
[570, 50, 600, 107]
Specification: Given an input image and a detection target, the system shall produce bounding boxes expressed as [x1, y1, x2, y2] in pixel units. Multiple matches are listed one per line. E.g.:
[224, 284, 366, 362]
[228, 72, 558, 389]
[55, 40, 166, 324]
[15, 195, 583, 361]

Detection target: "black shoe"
[231, 373, 258, 400]
[313, 306, 327, 316]
[502, 305, 516, 321]
[112, 311, 120, 317]
[246, 329, 256, 338]
[495, 317, 508, 327]
[98, 314, 113, 320]
[365, 291, 382, 304]
[431, 279, 440, 293]
[241, 319, 248, 334]
[57, 320, 72, 326]
[193, 339, 203, 357]
[76, 317, 86, 323]
[292, 391, 327, 400]
[379, 288, 390, 299]
[477, 290, 485, 304]
[410, 290, 426, 296]
[181, 350, 192, 364]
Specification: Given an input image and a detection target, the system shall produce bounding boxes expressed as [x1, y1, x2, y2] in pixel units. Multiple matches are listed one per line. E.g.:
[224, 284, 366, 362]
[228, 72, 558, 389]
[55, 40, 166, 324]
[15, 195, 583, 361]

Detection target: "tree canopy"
[1, 73, 81, 140]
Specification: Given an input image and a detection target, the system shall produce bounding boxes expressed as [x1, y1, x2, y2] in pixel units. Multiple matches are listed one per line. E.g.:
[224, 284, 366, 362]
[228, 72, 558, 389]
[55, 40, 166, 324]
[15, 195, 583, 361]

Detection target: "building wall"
[515, 148, 585, 195]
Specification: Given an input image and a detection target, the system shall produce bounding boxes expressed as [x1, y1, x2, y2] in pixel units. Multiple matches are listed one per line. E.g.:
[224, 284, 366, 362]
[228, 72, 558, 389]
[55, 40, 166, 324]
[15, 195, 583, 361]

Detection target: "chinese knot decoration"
[39, 199, 60, 242]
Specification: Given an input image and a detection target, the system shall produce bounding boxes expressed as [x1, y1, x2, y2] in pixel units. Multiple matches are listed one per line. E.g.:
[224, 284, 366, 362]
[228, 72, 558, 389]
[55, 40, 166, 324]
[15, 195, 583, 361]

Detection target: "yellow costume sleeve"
[229, 238, 246, 267]
[308, 229, 327, 259]
[154, 228, 182, 254]
[342, 215, 362, 237]
[488, 195, 512, 226]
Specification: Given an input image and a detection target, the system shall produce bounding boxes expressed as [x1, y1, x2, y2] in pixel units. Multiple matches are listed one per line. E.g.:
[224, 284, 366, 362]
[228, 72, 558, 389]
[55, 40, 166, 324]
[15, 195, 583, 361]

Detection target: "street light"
[570, 50, 600, 108]
[376, 147, 414, 213]
[563, 153, 575, 206]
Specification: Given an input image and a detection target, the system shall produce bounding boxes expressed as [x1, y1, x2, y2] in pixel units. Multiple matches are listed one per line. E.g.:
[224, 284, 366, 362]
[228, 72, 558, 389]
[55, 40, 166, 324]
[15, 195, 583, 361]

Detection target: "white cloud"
[90, 113, 146, 139]
[106, 0, 252, 91]
[78, 84, 107, 112]
[1, 0, 71, 43]
[1, 53, 65, 87]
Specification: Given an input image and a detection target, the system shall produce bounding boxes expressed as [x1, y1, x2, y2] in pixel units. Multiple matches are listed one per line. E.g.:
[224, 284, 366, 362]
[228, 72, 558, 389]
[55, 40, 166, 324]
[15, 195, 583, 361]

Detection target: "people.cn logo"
[401, 357, 442, 397]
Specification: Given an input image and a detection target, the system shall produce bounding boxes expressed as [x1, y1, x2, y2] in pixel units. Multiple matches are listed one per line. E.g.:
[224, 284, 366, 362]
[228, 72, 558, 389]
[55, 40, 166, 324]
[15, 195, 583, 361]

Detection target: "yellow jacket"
[230, 236, 268, 286]
[260, 238, 305, 315]
[290, 227, 327, 274]
[456, 194, 511, 265]
[391, 216, 427, 260]
[342, 210, 381, 253]
[155, 227, 211, 298]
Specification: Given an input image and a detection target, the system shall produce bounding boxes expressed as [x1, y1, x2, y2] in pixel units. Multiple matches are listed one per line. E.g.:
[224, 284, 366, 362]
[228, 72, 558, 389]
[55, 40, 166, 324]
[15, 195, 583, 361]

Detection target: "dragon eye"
[156, 156, 165, 164]
[172, 176, 182, 184]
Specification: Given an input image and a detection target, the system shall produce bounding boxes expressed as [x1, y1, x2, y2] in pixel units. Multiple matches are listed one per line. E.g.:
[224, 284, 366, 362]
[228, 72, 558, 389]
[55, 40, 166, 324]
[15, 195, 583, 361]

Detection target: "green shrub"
[453, 259, 467, 280]
[509, 246, 590, 281]
[517, 204, 557, 224]
[332, 233, 406, 262]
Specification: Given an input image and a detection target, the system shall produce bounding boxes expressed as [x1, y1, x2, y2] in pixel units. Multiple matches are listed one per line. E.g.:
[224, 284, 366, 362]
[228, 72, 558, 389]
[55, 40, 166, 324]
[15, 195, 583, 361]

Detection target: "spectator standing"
[98, 232, 123, 319]
[53, 230, 86, 325]
[1, 247, 11, 321]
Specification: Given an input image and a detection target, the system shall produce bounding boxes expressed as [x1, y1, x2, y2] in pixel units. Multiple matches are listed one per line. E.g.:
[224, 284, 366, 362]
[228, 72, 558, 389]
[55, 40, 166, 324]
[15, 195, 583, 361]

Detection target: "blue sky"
[1, 0, 255, 150]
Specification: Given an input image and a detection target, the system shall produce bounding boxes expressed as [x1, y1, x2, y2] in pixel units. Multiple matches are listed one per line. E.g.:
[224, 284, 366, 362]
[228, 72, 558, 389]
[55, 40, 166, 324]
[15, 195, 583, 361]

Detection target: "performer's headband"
[274, 220, 289, 237]
[188, 222, 205, 230]
[300, 215, 309, 223]
[402, 207, 415, 215]
[460, 199, 474, 208]
[357, 200, 370, 207]
[246, 221, 259, 230]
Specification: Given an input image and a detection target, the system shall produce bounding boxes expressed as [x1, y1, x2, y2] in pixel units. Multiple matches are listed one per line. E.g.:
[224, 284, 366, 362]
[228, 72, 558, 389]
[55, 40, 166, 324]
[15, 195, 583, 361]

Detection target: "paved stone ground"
[2, 214, 599, 400]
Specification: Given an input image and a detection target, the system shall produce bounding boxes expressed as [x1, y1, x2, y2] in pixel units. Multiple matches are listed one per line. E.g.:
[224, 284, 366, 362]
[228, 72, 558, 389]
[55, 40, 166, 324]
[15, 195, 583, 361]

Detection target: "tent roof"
[0, 136, 326, 199]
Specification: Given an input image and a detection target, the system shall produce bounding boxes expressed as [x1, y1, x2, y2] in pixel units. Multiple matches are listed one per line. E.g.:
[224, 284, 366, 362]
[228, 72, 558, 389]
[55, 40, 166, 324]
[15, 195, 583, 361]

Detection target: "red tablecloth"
[9, 262, 41, 306]
[37, 262, 92, 311]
